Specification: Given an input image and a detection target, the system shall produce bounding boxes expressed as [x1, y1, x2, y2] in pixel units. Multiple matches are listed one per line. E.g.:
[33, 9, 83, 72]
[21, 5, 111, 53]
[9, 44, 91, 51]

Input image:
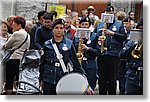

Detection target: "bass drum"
[56, 73, 89, 95]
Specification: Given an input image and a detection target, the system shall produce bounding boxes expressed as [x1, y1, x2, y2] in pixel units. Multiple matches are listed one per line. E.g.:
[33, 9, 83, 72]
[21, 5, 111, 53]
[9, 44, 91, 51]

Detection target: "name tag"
[55, 63, 60, 67]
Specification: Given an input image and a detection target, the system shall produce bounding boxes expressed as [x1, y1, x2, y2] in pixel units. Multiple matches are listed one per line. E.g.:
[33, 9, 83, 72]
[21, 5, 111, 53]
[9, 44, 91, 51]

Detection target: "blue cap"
[104, 6, 114, 12]
[51, 18, 65, 29]
[79, 16, 91, 25]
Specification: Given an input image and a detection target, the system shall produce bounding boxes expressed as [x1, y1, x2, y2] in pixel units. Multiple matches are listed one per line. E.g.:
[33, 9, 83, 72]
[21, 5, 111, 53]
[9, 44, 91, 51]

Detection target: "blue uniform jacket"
[94, 20, 127, 56]
[73, 32, 100, 69]
[119, 41, 143, 86]
[74, 32, 100, 60]
[40, 37, 85, 84]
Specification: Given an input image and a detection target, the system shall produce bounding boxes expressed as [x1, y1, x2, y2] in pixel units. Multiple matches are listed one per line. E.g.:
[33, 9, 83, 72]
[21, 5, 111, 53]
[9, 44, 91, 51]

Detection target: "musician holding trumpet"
[119, 18, 143, 95]
[73, 16, 100, 91]
[94, 6, 127, 95]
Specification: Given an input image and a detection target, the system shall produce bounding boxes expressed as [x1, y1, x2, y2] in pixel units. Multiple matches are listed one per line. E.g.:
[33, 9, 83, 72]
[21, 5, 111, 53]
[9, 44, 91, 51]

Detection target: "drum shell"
[56, 73, 89, 95]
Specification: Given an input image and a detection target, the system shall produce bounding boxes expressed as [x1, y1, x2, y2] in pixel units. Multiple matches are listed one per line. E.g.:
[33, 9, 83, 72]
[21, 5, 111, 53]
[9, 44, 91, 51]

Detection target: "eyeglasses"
[88, 9, 94, 11]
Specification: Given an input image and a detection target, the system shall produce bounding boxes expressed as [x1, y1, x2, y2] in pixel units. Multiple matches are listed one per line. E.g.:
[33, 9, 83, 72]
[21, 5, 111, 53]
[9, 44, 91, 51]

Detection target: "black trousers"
[97, 55, 120, 95]
[118, 59, 127, 94]
[43, 82, 57, 95]
[5, 59, 20, 90]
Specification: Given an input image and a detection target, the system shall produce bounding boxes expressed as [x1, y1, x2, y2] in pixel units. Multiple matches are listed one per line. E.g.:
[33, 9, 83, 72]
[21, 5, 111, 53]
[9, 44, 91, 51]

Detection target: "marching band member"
[118, 17, 135, 95]
[74, 16, 100, 90]
[119, 18, 143, 95]
[94, 6, 127, 95]
[39, 19, 86, 95]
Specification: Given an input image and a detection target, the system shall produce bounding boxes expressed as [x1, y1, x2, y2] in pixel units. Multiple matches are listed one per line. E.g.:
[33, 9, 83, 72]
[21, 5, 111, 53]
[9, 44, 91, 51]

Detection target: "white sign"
[101, 13, 114, 23]
[130, 29, 143, 42]
[75, 28, 91, 40]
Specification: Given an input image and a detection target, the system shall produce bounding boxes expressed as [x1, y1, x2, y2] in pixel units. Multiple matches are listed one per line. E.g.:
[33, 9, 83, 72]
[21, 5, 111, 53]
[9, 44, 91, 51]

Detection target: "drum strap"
[50, 39, 68, 73]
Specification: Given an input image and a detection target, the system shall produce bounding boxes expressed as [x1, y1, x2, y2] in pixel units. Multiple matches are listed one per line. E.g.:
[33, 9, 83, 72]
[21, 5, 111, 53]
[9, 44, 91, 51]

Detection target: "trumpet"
[131, 42, 143, 59]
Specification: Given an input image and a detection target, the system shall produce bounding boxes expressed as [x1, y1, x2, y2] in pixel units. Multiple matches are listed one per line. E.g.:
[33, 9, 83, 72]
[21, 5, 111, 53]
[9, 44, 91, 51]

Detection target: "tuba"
[76, 32, 85, 64]
[131, 42, 143, 59]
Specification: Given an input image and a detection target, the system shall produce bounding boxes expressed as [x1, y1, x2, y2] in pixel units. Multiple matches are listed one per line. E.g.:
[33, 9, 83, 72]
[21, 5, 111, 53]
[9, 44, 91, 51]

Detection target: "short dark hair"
[13, 16, 26, 29]
[37, 10, 47, 20]
[43, 12, 53, 21]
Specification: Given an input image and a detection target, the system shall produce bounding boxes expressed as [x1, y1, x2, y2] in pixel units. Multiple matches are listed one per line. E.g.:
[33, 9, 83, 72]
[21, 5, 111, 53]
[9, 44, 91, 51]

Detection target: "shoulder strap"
[50, 39, 68, 73]
[13, 33, 28, 51]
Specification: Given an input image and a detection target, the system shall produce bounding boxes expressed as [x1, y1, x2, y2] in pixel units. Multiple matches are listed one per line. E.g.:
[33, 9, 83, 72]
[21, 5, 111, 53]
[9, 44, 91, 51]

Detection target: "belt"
[107, 46, 120, 51]
[129, 67, 143, 71]
[82, 57, 95, 61]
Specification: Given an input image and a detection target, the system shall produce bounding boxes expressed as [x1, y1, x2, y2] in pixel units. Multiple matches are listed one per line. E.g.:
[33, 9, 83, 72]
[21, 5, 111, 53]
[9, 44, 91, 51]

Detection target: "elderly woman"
[2, 16, 30, 95]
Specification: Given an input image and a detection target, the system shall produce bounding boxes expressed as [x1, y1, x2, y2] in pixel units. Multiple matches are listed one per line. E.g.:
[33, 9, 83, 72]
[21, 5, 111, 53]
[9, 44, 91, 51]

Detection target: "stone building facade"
[0, 0, 142, 22]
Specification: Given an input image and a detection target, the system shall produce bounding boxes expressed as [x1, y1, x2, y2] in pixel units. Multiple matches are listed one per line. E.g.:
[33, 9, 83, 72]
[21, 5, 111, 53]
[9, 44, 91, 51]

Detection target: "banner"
[47, 4, 66, 19]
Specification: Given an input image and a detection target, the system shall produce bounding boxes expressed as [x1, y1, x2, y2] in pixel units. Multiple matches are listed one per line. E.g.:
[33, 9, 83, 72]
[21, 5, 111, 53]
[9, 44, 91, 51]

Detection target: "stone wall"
[15, 0, 45, 21]
[0, 0, 133, 21]
[0, 0, 56, 21]
[0, 1, 14, 20]
[111, 0, 131, 15]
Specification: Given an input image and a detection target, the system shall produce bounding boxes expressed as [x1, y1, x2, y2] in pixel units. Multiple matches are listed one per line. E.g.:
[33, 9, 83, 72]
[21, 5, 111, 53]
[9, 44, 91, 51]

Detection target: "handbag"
[1, 49, 15, 64]
[1, 34, 28, 64]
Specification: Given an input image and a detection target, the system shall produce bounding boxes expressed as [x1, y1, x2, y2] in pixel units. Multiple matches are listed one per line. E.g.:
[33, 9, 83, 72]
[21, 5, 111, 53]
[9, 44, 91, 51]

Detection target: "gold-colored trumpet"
[131, 42, 143, 59]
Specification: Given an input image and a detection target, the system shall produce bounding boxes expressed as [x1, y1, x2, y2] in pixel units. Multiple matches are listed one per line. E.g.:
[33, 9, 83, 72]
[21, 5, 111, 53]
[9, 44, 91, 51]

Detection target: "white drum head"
[56, 73, 89, 95]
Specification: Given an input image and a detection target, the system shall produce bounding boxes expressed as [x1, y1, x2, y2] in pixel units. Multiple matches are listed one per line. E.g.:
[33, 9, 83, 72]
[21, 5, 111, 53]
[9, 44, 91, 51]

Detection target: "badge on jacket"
[98, 40, 101, 45]
[112, 26, 117, 31]
[62, 44, 68, 51]
[87, 39, 91, 44]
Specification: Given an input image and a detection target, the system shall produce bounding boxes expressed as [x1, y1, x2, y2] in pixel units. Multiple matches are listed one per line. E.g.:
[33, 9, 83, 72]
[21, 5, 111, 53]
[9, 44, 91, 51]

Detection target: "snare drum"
[56, 73, 89, 95]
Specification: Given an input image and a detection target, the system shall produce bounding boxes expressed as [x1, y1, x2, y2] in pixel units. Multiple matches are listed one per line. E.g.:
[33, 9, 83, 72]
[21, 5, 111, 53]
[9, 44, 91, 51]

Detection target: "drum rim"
[56, 72, 89, 95]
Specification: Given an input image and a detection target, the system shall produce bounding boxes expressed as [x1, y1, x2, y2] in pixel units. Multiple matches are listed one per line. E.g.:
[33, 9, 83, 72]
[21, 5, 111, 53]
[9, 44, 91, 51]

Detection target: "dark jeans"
[5, 59, 20, 90]
[97, 55, 120, 95]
